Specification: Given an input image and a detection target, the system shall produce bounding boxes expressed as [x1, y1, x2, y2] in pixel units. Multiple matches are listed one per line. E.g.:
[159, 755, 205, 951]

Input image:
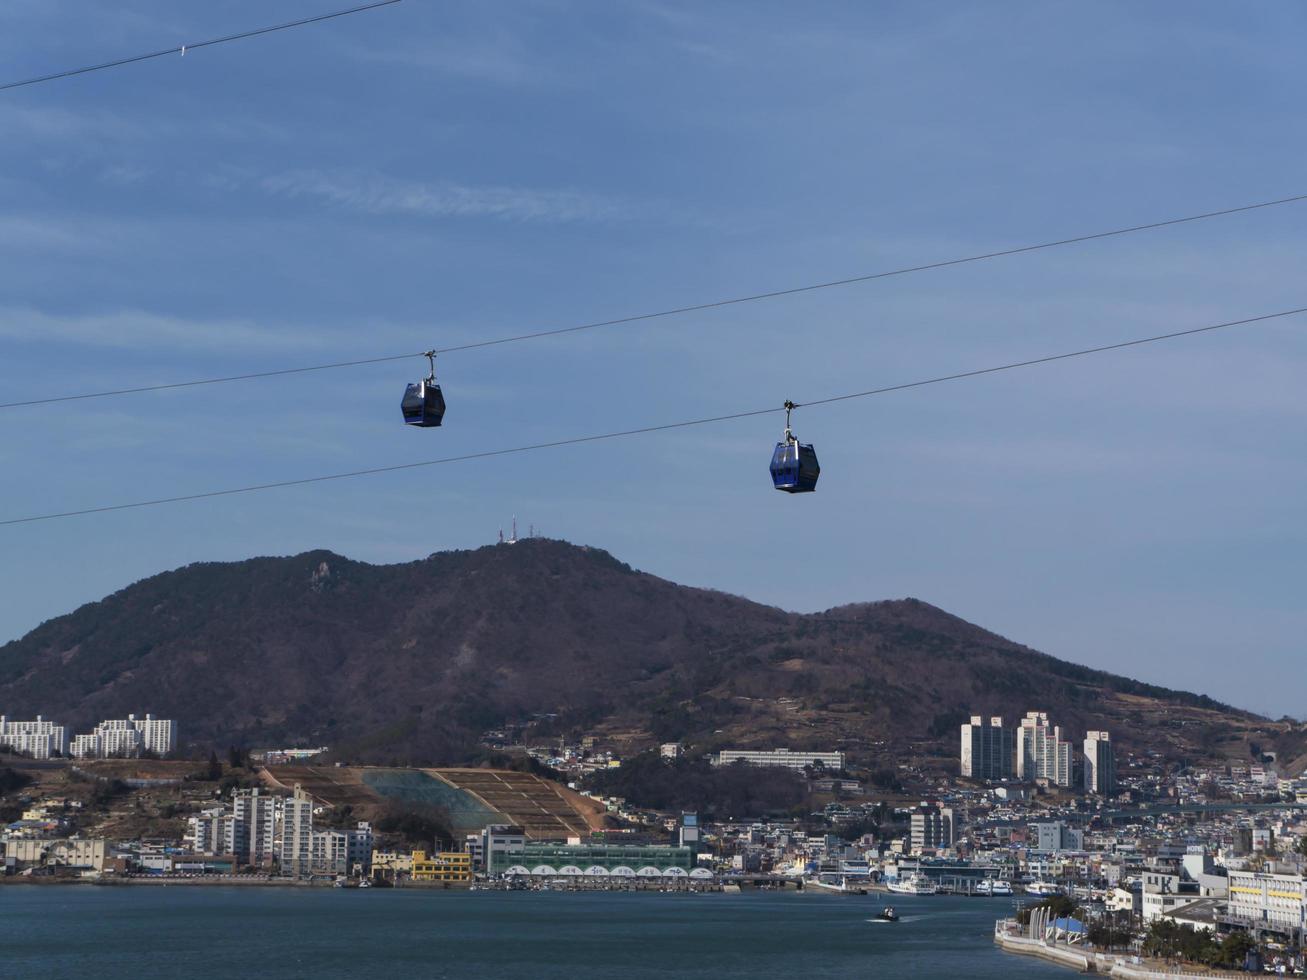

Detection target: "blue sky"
[1, 1, 1304, 718]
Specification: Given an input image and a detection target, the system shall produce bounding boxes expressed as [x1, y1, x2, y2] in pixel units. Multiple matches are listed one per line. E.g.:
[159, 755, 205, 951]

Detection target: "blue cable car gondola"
[770, 400, 819, 493]
[402, 350, 445, 427]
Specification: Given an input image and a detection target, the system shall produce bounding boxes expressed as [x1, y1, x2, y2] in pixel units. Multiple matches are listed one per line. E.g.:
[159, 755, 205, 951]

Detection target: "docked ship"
[1025, 880, 1062, 896]
[886, 873, 938, 895]
[975, 878, 1014, 897]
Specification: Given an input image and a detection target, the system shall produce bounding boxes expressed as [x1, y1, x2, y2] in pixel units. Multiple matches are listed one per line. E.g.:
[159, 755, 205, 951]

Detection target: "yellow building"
[410, 850, 473, 882]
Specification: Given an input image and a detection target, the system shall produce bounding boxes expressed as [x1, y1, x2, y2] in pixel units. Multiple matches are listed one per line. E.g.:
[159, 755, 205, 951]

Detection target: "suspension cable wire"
[0, 352, 420, 409]
[0, 0, 404, 94]
[3, 192, 1305, 412]
[3, 306, 1301, 528]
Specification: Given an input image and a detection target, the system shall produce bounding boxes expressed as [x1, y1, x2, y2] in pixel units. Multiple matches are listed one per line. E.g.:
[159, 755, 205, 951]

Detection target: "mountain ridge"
[0, 539, 1281, 768]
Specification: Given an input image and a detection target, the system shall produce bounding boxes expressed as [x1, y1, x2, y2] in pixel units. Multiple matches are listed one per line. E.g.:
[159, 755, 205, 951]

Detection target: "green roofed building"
[490, 843, 706, 879]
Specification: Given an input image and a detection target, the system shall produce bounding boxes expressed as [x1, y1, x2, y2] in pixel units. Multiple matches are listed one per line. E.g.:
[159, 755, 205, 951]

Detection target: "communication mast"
[497, 516, 538, 544]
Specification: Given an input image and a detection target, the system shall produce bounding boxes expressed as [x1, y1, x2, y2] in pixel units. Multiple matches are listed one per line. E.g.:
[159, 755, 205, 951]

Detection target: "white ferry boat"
[975, 879, 1014, 897]
[1025, 880, 1062, 896]
[886, 873, 938, 895]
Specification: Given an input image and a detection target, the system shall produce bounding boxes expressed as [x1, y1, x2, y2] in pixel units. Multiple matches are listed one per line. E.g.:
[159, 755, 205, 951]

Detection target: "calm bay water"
[0, 887, 1070, 979]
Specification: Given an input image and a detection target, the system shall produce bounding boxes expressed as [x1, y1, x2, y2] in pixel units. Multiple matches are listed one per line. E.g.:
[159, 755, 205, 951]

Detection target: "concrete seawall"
[995, 922, 1250, 979]
[994, 932, 1093, 972]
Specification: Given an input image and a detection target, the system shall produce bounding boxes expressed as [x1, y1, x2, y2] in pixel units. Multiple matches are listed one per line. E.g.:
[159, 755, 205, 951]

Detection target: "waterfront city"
[3, 1, 1305, 977]
[4, 702, 1306, 976]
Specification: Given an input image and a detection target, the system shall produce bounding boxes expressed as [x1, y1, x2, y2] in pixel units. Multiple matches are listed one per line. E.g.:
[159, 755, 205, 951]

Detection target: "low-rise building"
[1032, 822, 1084, 854]
[1227, 869, 1306, 935]
[1142, 871, 1200, 923]
[2, 838, 108, 871]
[411, 850, 473, 882]
[712, 748, 844, 771]
[1106, 885, 1141, 915]
[371, 851, 413, 877]
[490, 843, 696, 878]
[470, 824, 526, 873]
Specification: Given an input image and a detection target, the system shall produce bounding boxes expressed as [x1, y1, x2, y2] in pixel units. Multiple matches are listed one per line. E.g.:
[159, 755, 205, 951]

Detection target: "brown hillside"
[0, 539, 1284, 766]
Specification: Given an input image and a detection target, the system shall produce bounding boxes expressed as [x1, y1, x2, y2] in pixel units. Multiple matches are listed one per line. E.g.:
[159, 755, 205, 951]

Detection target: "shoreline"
[0, 875, 723, 893]
[994, 921, 1251, 979]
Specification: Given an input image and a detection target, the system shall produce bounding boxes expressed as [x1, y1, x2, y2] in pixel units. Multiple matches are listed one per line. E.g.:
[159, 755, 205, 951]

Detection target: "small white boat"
[886, 873, 938, 895]
[975, 878, 1014, 897]
[1025, 880, 1062, 896]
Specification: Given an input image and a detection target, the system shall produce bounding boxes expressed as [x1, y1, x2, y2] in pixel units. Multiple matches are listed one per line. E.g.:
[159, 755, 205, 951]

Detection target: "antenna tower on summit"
[497, 516, 536, 544]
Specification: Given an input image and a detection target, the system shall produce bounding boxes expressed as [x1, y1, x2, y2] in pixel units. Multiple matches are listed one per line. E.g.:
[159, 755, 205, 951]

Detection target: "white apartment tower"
[1083, 730, 1115, 796]
[0, 716, 68, 759]
[310, 822, 374, 876]
[133, 714, 176, 755]
[278, 785, 315, 876]
[1016, 711, 1072, 787]
[960, 716, 1013, 780]
[188, 808, 232, 855]
[70, 713, 176, 759]
[229, 789, 277, 865]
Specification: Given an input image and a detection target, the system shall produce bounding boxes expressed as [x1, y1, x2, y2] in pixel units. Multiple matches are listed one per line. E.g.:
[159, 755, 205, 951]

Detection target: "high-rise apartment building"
[0, 716, 68, 759]
[133, 714, 177, 755]
[311, 822, 374, 876]
[1016, 711, 1072, 787]
[188, 808, 232, 855]
[229, 789, 277, 865]
[1083, 730, 1115, 796]
[279, 786, 314, 876]
[909, 803, 955, 852]
[70, 714, 176, 759]
[960, 716, 1014, 780]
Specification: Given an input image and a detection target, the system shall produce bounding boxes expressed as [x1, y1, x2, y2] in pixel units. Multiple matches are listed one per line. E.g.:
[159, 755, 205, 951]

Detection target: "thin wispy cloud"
[0, 103, 288, 147]
[0, 307, 340, 353]
[344, 36, 544, 86]
[0, 217, 98, 252]
[259, 170, 639, 224]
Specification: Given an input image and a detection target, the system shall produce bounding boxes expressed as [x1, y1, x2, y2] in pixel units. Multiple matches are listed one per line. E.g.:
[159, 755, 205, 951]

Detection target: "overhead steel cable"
[3, 305, 1301, 528]
[3, 191, 1305, 412]
[792, 307, 1307, 409]
[0, 352, 420, 409]
[0, 0, 404, 93]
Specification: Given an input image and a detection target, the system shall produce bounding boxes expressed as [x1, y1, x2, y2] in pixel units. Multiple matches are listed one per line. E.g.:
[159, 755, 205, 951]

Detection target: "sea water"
[0, 887, 1070, 979]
